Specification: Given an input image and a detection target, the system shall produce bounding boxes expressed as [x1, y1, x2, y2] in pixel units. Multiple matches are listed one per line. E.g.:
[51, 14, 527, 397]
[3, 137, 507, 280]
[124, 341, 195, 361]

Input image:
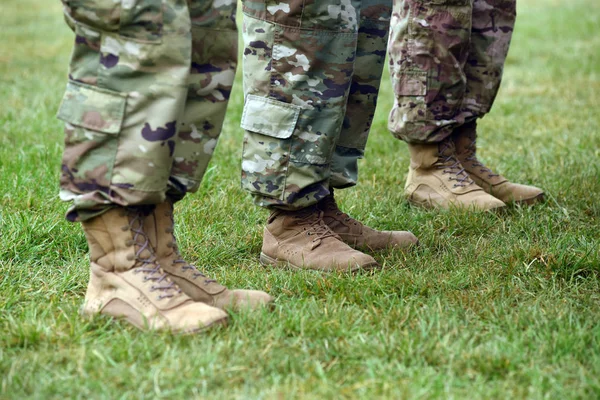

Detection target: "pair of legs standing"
[58, 0, 272, 333]
[240, 0, 419, 272]
[387, 0, 544, 209]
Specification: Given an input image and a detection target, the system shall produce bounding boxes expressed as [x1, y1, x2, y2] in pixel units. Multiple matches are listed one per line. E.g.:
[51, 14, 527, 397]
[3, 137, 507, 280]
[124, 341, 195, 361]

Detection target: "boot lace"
[463, 140, 500, 179]
[436, 140, 475, 188]
[294, 206, 339, 242]
[126, 208, 181, 300]
[164, 209, 218, 285]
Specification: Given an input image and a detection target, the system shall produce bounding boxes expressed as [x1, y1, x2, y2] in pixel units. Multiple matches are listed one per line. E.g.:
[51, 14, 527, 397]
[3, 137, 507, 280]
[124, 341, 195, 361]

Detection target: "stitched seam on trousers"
[272, 26, 292, 201]
[95, 30, 119, 193]
[242, 10, 356, 34]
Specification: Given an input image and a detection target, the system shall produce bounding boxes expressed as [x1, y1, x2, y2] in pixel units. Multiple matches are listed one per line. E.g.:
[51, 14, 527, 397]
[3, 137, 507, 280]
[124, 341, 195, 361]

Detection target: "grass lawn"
[1, 0, 599, 398]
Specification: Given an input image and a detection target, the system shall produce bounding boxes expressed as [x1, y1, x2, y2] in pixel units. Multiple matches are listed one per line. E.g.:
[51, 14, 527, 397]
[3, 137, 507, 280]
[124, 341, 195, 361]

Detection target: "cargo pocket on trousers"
[240, 94, 301, 199]
[57, 80, 127, 194]
[393, 70, 428, 121]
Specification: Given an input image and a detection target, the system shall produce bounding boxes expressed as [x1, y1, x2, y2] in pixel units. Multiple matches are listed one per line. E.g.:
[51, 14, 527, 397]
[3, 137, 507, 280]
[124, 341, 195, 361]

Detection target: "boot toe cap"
[387, 231, 419, 249]
[504, 183, 545, 204]
[471, 193, 506, 211]
[170, 303, 229, 333]
[230, 290, 274, 310]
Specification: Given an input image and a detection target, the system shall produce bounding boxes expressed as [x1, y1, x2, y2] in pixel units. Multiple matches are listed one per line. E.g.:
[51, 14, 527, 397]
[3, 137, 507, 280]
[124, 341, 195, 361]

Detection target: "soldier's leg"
[387, 0, 473, 144]
[453, 0, 544, 204]
[386, 0, 505, 211]
[330, 0, 392, 189]
[159, 0, 272, 310]
[58, 0, 231, 331]
[59, 0, 193, 222]
[167, 0, 239, 200]
[325, 0, 418, 251]
[240, 0, 379, 271]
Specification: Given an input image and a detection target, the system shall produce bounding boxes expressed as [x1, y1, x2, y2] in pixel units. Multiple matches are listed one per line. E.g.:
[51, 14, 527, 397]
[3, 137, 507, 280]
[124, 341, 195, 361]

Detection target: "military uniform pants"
[240, 0, 392, 210]
[387, 0, 517, 143]
[57, 0, 237, 221]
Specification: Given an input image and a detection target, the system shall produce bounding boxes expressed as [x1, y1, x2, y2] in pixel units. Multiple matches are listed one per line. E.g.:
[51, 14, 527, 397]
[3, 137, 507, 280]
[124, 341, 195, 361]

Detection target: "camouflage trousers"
[388, 0, 517, 143]
[57, 0, 237, 221]
[240, 0, 392, 210]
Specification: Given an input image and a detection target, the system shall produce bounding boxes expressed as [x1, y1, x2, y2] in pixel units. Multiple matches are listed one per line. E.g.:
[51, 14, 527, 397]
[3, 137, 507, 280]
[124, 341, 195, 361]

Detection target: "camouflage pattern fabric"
[57, 0, 237, 221]
[387, 0, 517, 143]
[240, 0, 392, 210]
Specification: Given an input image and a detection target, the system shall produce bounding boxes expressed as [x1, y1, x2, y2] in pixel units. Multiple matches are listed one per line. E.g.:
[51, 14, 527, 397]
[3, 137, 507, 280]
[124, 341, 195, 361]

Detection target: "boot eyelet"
[307, 232, 311, 236]
[125, 239, 134, 246]
[121, 226, 129, 232]
[126, 254, 135, 261]
[150, 286, 156, 292]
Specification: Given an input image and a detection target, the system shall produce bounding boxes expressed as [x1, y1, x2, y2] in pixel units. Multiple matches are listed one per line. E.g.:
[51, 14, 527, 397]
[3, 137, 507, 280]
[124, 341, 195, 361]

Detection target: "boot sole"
[511, 192, 546, 206]
[259, 252, 379, 273]
[406, 197, 506, 212]
[80, 305, 228, 334]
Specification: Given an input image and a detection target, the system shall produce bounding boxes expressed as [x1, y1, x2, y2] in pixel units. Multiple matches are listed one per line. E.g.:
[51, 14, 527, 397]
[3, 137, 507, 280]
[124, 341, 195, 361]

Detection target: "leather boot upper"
[261, 206, 379, 272]
[317, 190, 418, 251]
[405, 138, 506, 211]
[453, 121, 545, 204]
[81, 207, 227, 333]
[150, 201, 273, 310]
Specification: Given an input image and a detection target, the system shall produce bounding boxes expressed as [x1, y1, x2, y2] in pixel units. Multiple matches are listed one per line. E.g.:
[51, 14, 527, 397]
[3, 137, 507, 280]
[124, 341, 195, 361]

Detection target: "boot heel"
[259, 252, 278, 267]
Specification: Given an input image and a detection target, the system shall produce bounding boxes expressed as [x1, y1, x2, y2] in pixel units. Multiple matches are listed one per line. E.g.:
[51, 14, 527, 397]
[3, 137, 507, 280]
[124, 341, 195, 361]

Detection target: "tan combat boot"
[149, 201, 273, 311]
[453, 121, 545, 205]
[318, 189, 418, 251]
[405, 138, 506, 211]
[260, 206, 379, 272]
[81, 207, 227, 333]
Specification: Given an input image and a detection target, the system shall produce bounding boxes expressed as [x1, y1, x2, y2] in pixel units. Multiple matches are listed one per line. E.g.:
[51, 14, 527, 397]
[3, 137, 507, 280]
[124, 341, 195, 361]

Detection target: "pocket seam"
[241, 94, 301, 139]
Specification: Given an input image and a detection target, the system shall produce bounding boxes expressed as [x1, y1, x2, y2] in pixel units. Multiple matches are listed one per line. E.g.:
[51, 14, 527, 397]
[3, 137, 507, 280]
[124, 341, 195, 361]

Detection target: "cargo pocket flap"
[57, 81, 127, 134]
[241, 94, 301, 139]
[395, 70, 427, 97]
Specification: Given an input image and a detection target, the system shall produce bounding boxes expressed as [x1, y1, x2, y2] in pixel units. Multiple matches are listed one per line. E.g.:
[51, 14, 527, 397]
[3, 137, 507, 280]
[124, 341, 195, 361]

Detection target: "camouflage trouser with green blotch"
[57, 0, 237, 222]
[388, 0, 517, 143]
[240, 0, 392, 210]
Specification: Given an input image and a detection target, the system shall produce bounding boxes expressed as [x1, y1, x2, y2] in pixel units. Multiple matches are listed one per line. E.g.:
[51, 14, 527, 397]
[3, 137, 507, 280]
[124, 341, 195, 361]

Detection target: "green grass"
[1, 0, 599, 398]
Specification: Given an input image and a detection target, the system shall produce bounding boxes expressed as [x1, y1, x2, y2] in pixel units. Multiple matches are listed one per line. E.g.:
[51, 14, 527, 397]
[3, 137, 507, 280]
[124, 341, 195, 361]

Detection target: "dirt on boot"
[81, 207, 228, 333]
[148, 201, 273, 311]
[260, 206, 380, 272]
[405, 138, 506, 211]
[453, 121, 545, 205]
[318, 190, 418, 251]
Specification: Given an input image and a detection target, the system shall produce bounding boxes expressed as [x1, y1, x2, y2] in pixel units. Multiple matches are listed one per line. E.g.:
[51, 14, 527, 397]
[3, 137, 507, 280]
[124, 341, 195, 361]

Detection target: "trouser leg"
[461, 0, 516, 120]
[240, 0, 360, 210]
[387, 0, 473, 143]
[58, 0, 192, 221]
[167, 0, 239, 201]
[330, 0, 392, 189]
